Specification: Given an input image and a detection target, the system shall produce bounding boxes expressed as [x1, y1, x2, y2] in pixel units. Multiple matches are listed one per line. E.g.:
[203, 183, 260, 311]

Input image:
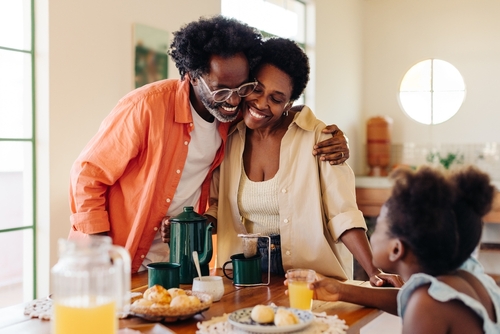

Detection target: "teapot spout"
[198, 223, 213, 266]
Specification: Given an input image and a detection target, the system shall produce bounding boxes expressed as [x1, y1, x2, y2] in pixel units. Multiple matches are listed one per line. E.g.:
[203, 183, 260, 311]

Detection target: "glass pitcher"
[51, 236, 131, 334]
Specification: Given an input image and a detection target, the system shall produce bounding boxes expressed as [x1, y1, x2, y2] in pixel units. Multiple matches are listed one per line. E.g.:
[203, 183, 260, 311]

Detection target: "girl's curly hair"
[254, 37, 310, 101]
[168, 15, 263, 80]
[385, 165, 494, 276]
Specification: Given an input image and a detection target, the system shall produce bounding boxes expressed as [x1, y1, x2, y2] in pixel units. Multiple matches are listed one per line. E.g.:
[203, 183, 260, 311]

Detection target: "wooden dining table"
[0, 269, 383, 334]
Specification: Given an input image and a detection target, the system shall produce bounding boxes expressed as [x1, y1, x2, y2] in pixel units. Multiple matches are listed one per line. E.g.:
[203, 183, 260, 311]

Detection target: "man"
[69, 15, 348, 273]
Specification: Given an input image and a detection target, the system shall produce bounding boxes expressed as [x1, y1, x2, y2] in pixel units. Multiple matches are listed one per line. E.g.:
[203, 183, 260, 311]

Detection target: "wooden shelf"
[356, 187, 500, 224]
[355, 188, 390, 217]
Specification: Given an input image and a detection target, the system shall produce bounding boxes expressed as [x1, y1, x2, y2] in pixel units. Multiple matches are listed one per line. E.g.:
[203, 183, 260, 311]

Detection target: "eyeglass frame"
[198, 76, 258, 103]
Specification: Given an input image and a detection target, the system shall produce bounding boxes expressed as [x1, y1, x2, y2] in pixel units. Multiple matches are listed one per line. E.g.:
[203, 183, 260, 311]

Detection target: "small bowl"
[192, 276, 224, 302]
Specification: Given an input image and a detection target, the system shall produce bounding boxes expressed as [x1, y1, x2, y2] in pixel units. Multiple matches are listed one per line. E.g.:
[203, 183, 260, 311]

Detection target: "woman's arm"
[339, 228, 404, 287]
[315, 132, 404, 288]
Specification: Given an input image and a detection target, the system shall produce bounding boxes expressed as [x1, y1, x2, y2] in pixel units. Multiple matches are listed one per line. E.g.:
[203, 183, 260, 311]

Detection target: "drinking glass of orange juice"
[287, 269, 316, 311]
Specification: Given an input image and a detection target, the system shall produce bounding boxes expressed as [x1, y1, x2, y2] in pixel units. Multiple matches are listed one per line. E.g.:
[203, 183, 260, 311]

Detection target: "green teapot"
[169, 206, 213, 284]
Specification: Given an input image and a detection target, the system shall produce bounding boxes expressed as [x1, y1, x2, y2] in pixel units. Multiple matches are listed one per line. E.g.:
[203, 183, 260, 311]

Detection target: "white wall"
[312, 0, 365, 174]
[36, 0, 220, 297]
[361, 0, 500, 170]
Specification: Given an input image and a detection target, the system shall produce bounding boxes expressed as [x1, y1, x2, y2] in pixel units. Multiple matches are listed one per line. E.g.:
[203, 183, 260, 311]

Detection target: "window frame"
[398, 58, 466, 125]
[0, 0, 37, 302]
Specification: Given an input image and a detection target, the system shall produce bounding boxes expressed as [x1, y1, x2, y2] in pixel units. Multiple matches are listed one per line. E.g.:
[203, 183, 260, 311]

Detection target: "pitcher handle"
[222, 261, 233, 280]
[109, 245, 131, 318]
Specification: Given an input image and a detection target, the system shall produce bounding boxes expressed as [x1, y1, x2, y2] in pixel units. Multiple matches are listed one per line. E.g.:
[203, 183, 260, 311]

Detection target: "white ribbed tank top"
[237, 165, 280, 235]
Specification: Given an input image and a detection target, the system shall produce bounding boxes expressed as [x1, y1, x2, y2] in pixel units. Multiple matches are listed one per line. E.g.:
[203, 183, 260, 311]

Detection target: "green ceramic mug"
[146, 262, 180, 289]
[222, 253, 262, 286]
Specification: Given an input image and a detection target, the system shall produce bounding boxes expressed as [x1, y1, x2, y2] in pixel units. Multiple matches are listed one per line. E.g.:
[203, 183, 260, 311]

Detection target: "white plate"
[228, 306, 314, 333]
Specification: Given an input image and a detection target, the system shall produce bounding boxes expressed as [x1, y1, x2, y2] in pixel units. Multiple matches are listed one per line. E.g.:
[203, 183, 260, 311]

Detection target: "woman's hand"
[313, 124, 349, 165]
[370, 271, 405, 288]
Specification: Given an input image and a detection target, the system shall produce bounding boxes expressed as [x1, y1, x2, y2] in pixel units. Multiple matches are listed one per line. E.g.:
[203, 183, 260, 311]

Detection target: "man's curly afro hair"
[168, 15, 263, 80]
[255, 37, 310, 101]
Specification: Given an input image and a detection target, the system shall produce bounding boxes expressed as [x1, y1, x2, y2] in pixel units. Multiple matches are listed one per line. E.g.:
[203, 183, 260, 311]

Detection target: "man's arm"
[290, 105, 349, 164]
[314, 125, 349, 164]
[69, 99, 141, 236]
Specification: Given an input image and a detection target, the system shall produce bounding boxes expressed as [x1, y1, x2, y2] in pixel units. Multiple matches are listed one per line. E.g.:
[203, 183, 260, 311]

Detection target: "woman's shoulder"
[292, 105, 326, 131]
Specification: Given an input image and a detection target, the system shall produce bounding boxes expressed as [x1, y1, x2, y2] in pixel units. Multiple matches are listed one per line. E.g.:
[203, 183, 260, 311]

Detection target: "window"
[399, 59, 466, 125]
[221, 0, 305, 43]
[0, 0, 36, 307]
[221, 0, 306, 105]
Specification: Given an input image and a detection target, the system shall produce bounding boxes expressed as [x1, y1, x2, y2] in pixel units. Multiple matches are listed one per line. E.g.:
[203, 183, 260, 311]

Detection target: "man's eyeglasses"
[199, 76, 258, 103]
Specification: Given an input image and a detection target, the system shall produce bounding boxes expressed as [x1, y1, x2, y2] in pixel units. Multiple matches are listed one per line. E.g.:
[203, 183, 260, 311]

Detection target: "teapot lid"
[170, 206, 207, 223]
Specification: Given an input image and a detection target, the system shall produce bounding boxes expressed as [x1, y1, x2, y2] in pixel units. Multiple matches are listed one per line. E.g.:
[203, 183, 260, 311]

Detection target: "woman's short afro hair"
[255, 37, 310, 101]
[168, 15, 263, 80]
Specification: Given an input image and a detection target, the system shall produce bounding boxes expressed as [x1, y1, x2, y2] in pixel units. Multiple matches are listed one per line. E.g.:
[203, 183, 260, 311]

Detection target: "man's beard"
[200, 95, 239, 123]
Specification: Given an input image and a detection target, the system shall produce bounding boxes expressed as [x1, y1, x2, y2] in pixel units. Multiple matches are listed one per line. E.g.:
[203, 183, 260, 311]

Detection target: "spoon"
[192, 250, 203, 281]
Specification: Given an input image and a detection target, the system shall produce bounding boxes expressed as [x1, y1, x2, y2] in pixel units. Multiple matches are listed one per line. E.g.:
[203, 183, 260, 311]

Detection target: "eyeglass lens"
[212, 82, 257, 102]
[200, 76, 257, 102]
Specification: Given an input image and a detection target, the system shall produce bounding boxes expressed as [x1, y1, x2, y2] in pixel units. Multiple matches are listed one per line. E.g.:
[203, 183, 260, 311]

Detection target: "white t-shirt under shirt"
[139, 104, 222, 271]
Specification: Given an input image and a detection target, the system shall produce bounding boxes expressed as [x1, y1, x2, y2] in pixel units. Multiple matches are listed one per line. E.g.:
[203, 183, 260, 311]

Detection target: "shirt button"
[141, 255, 145, 259]
[281, 189, 287, 193]
[285, 251, 291, 256]
[283, 219, 289, 224]
[154, 227, 158, 231]
[190, 123, 193, 127]
[176, 169, 181, 174]
[166, 198, 171, 203]
[184, 141, 188, 145]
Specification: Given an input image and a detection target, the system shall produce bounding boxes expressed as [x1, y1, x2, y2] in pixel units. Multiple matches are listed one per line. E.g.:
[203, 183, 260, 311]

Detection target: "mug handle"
[222, 261, 233, 280]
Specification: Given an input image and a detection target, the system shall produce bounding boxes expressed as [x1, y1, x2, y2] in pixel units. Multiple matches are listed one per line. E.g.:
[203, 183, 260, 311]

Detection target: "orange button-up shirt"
[69, 77, 230, 273]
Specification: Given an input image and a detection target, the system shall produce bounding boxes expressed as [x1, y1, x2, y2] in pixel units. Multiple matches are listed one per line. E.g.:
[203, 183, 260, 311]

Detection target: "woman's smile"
[248, 106, 266, 119]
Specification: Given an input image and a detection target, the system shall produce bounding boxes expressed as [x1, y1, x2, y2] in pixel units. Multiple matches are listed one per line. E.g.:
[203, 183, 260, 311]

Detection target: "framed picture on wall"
[133, 23, 169, 88]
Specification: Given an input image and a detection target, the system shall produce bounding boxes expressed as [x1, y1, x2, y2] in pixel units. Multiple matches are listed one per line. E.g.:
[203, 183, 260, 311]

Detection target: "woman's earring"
[282, 102, 292, 117]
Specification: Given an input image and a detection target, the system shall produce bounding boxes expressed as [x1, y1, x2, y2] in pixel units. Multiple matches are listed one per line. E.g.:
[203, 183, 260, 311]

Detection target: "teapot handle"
[109, 245, 131, 318]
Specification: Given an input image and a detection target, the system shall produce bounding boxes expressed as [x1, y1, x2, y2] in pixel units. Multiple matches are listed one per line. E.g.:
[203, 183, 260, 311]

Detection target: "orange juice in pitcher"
[53, 298, 116, 334]
[51, 236, 130, 334]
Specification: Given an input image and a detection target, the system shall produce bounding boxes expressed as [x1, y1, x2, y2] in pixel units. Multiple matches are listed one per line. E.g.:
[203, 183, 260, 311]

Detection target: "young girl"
[303, 166, 500, 333]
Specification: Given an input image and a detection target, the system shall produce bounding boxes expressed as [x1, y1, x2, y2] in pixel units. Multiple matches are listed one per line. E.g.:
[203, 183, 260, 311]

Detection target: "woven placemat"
[23, 297, 53, 320]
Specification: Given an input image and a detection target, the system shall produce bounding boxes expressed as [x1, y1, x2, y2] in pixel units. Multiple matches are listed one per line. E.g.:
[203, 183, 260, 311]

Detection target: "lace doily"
[23, 297, 53, 320]
[196, 311, 348, 334]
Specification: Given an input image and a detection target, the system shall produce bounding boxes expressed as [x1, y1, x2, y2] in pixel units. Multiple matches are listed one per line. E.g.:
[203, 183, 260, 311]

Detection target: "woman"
[303, 165, 500, 333]
[209, 38, 399, 286]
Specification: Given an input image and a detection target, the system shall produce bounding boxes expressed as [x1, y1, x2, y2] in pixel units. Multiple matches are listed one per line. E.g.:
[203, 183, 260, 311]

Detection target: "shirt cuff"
[327, 210, 367, 241]
[70, 211, 110, 234]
